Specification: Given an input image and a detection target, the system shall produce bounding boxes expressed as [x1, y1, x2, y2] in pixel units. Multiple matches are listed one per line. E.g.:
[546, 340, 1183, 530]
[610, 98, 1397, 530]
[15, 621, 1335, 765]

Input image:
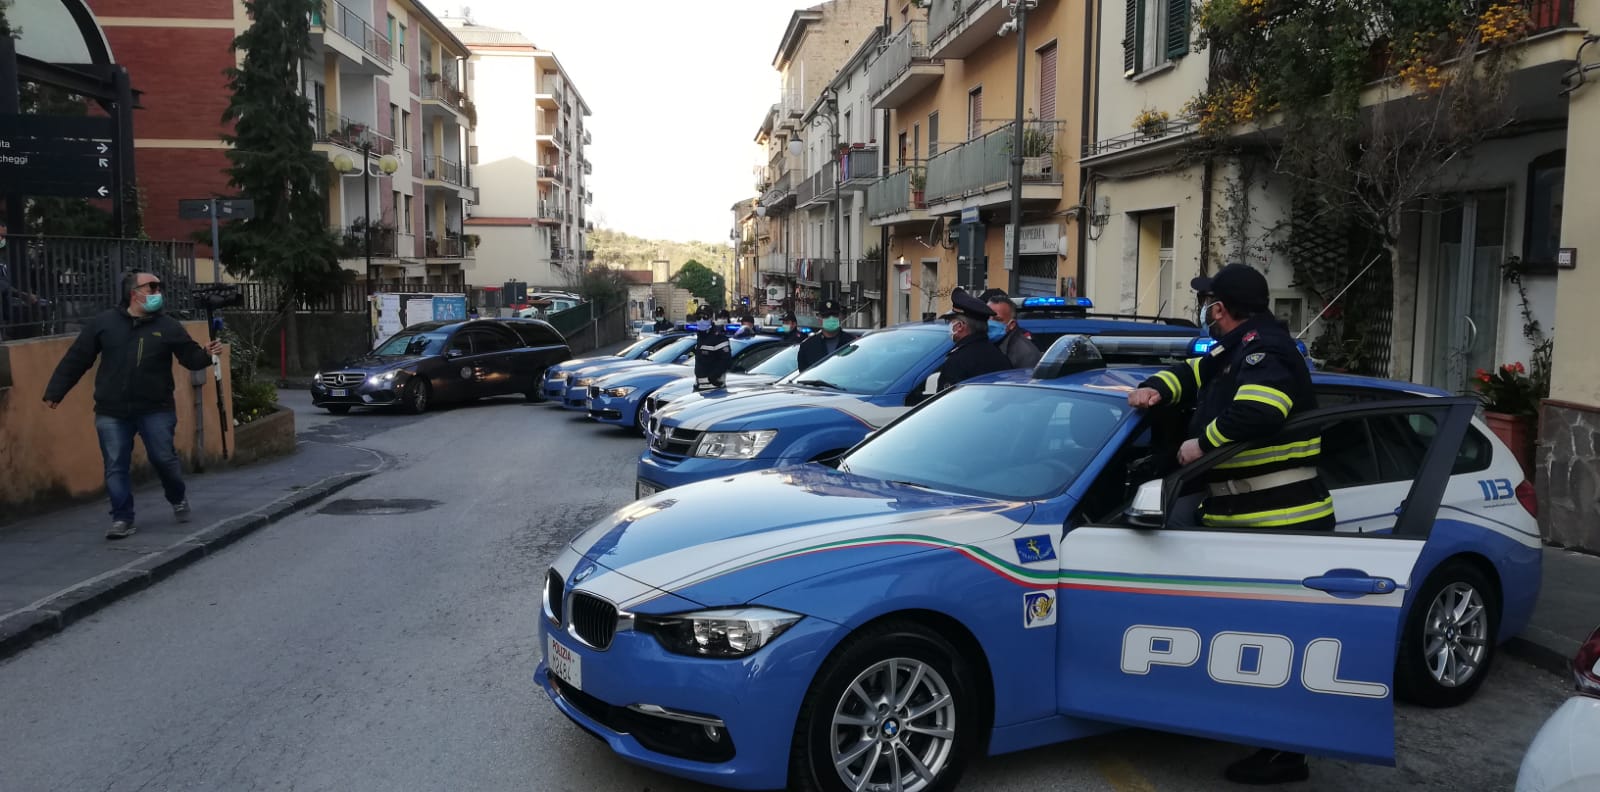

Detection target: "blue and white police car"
[553, 335, 702, 410]
[539, 335, 1541, 791]
[635, 298, 1202, 498]
[634, 343, 805, 435]
[539, 332, 691, 402]
[586, 336, 790, 431]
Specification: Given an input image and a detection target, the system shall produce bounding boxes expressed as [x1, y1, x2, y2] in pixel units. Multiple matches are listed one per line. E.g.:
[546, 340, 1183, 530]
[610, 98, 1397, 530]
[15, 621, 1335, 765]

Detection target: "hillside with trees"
[588, 228, 731, 275]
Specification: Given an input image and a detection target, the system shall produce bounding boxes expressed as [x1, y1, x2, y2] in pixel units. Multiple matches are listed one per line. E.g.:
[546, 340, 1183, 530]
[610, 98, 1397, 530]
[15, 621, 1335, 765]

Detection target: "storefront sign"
[1003, 223, 1062, 270]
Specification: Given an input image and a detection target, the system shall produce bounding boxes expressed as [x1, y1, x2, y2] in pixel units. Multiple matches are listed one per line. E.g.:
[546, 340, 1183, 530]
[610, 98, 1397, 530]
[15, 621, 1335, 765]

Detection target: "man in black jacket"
[651, 306, 674, 334]
[43, 271, 223, 539]
[796, 299, 855, 371]
[936, 288, 1012, 392]
[693, 308, 733, 390]
[776, 311, 803, 345]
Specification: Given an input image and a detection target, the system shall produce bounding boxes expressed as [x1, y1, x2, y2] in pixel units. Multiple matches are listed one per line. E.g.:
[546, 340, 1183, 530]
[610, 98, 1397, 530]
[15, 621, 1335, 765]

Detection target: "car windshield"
[840, 385, 1130, 501]
[792, 330, 946, 394]
[374, 332, 443, 357]
[646, 336, 698, 362]
[746, 343, 800, 377]
[618, 337, 659, 357]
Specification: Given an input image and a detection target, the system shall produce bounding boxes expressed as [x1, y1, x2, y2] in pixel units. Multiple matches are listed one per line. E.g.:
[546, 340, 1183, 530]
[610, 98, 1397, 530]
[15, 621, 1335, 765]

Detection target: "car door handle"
[1302, 569, 1398, 597]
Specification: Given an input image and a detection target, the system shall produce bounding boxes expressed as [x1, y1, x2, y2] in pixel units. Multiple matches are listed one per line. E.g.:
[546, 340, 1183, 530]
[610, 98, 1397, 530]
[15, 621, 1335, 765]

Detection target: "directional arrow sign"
[19, 180, 115, 200]
[178, 199, 215, 219]
[179, 198, 258, 221]
[0, 113, 118, 199]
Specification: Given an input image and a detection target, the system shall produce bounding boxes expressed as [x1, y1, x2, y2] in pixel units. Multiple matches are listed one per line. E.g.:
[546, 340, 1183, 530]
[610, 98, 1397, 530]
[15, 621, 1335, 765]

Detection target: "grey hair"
[952, 314, 986, 336]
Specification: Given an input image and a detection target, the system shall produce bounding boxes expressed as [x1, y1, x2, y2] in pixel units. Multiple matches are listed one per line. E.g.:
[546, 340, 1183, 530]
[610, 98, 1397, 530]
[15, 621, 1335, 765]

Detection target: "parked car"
[311, 317, 570, 414]
[1516, 625, 1600, 792]
[540, 332, 690, 402]
[556, 334, 701, 410]
[539, 336, 1541, 791]
[636, 344, 804, 432]
[586, 336, 789, 432]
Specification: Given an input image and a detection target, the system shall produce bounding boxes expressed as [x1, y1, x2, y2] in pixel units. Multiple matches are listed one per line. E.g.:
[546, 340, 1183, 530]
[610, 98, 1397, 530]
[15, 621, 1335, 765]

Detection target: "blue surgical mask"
[987, 319, 1007, 342]
[822, 317, 841, 333]
[143, 293, 165, 313]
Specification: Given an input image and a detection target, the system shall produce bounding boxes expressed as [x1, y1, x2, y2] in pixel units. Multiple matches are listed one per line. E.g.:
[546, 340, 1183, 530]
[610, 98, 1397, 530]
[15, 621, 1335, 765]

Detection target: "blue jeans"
[94, 411, 186, 523]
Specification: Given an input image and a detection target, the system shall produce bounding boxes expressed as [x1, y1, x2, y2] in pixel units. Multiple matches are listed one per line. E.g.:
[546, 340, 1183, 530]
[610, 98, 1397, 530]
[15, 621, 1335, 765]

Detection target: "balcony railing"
[338, 224, 398, 258]
[866, 165, 924, 219]
[541, 75, 563, 96]
[584, 189, 594, 205]
[761, 172, 795, 209]
[320, 0, 392, 65]
[424, 155, 465, 187]
[426, 236, 465, 258]
[314, 109, 395, 155]
[759, 252, 790, 275]
[420, 77, 465, 111]
[869, 20, 932, 100]
[582, 129, 593, 146]
[537, 203, 566, 222]
[797, 163, 837, 208]
[840, 147, 879, 184]
[925, 121, 1065, 204]
[582, 159, 593, 175]
[537, 164, 564, 182]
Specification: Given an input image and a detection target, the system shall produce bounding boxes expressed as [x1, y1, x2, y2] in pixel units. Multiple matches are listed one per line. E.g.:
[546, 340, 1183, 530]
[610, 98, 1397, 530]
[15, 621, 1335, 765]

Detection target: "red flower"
[1479, 372, 1492, 382]
[1514, 361, 1526, 373]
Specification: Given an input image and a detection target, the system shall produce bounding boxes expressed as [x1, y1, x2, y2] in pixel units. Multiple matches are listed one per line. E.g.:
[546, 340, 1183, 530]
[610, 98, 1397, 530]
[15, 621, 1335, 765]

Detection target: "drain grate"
[318, 498, 441, 516]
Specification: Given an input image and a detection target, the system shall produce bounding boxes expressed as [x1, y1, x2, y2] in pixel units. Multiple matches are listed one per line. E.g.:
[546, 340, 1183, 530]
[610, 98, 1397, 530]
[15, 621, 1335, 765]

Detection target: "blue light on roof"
[1190, 338, 1218, 356]
[1020, 296, 1094, 309]
[1295, 339, 1309, 356]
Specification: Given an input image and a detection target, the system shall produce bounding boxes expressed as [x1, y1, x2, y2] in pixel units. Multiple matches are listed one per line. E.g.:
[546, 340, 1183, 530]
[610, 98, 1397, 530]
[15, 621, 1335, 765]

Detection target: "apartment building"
[752, 0, 885, 324]
[446, 17, 593, 292]
[863, 0, 1089, 324]
[84, 0, 474, 288]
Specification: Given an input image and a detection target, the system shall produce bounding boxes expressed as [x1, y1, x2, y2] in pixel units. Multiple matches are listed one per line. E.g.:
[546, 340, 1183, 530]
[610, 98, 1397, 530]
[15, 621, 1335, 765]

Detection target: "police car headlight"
[602, 386, 636, 398]
[635, 607, 801, 658]
[549, 371, 570, 381]
[695, 430, 777, 459]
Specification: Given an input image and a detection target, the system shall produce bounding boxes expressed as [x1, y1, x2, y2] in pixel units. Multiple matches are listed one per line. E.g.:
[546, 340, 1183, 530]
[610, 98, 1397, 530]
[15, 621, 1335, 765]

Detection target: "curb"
[1506, 637, 1575, 678]
[0, 470, 372, 663]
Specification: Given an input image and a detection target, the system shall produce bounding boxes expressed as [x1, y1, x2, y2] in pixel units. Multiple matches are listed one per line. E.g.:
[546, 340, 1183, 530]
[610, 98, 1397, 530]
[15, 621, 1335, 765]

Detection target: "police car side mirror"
[1123, 479, 1164, 528]
[923, 373, 940, 395]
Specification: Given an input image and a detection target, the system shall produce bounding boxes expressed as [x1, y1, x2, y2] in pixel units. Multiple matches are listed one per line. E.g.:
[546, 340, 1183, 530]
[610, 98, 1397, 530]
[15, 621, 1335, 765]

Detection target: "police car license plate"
[546, 634, 582, 690]
[636, 480, 660, 499]
[330, 389, 349, 397]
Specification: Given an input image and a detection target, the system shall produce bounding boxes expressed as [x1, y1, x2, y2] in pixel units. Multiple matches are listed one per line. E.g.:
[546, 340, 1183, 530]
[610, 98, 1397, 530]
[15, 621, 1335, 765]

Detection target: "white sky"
[425, 0, 822, 245]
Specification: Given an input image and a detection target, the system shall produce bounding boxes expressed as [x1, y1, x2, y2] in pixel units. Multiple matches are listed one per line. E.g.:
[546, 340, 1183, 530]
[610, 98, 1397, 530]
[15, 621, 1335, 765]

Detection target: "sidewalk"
[1507, 546, 1600, 673]
[0, 439, 388, 660]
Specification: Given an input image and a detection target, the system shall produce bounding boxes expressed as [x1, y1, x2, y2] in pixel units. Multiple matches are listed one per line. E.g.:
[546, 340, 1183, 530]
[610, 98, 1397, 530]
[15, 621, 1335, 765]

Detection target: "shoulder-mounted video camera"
[193, 284, 244, 312]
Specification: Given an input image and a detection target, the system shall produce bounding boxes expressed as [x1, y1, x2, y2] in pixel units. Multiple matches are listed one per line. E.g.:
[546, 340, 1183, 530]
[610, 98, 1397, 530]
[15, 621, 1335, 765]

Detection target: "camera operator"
[42, 271, 224, 540]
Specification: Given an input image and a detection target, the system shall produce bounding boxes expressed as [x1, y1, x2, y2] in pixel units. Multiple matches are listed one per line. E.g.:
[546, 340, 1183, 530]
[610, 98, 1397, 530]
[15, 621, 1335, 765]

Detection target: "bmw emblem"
[882, 719, 900, 738]
[571, 564, 596, 584]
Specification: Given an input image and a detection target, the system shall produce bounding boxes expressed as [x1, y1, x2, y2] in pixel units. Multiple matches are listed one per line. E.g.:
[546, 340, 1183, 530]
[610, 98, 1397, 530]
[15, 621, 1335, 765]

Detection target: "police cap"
[1191, 264, 1270, 313]
[940, 287, 997, 322]
[817, 299, 843, 317]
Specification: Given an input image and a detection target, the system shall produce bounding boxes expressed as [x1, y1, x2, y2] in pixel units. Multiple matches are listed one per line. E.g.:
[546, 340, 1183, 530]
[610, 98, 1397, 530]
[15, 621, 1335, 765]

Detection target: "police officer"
[936, 288, 1012, 393]
[651, 306, 673, 334]
[797, 299, 855, 371]
[983, 290, 1042, 369]
[1125, 263, 1328, 786]
[693, 307, 733, 390]
[777, 311, 803, 344]
[733, 310, 757, 338]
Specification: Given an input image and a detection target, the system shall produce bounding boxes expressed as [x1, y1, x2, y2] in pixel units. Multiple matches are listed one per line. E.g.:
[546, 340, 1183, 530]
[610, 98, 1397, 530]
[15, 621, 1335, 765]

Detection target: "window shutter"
[1123, 0, 1140, 75]
[1039, 44, 1058, 121]
[1165, 0, 1190, 59]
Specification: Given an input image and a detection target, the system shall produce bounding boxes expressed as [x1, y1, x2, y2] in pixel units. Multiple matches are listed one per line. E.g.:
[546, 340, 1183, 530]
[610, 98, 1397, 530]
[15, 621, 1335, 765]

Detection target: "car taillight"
[1515, 480, 1539, 518]
[1576, 627, 1600, 697]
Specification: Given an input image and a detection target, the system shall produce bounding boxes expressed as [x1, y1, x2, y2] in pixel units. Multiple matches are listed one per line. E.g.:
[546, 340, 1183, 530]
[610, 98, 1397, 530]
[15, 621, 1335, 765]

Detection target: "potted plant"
[1133, 108, 1171, 137]
[1473, 361, 1543, 478]
[909, 167, 927, 206]
[1018, 125, 1054, 178]
[463, 233, 481, 251]
[424, 70, 441, 83]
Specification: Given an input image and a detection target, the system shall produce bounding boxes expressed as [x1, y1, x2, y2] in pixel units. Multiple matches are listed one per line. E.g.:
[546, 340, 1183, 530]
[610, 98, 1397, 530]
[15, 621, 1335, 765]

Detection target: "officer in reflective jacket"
[1126, 263, 1328, 785]
[693, 308, 733, 390]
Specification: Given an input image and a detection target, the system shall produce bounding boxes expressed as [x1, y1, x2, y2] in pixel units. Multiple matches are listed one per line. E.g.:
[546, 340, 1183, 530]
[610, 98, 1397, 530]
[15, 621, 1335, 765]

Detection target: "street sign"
[178, 198, 257, 220]
[0, 113, 117, 200]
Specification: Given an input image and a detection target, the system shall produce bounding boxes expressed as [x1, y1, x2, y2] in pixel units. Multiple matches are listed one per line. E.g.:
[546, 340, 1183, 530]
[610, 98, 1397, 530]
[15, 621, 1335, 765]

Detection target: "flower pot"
[1483, 410, 1536, 480]
[911, 189, 925, 208]
[1022, 156, 1052, 179]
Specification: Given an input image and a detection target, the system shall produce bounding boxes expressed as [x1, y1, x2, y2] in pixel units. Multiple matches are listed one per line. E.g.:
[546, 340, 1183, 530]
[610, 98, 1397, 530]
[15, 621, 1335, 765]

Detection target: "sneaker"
[1223, 749, 1309, 785]
[106, 520, 137, 540]
[173, 500, 192, 524]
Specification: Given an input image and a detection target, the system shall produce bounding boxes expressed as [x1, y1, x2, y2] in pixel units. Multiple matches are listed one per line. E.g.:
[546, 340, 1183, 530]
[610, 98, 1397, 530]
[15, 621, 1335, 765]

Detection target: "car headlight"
[602, 386, 637, 398]
[367, 370, 401, 386]
[313, 372, 323, 384]
[573, 377, 594, 387]
[549, 371, 570, 382]
[635, 607, 802, 658]
[694, 430, 778, 459]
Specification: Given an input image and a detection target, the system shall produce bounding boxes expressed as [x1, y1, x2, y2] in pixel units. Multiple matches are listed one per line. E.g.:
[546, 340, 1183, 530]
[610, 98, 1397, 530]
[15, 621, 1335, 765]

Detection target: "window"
[792, 328, 949, 395]
[399, 23, 407, 63]
[1038, 42, 1058, 121]
[843, 109, 852, 142]
[468, 327, 516, 353]
[402, 195, 414, 230]
[967, 87, 983, 139]
[1523, 150, 1565, 270]
[389, 102, 399, 140]
[399, 109, 410, 149]
[928, 112, 940, 158]
[391, 190, 401, 228]
[913, 122, 921, 165]
[508, 321, 564, 347]
[897, 131, 908, 167]
[386, 14, 395, 43]
[731, 342, 784, 373]
[1124, 0, 1189, 77]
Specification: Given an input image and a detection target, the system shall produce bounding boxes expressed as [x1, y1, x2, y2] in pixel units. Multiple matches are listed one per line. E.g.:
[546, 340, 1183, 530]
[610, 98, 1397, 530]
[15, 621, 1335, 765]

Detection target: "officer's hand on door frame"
[1128, 387, 1163, 409]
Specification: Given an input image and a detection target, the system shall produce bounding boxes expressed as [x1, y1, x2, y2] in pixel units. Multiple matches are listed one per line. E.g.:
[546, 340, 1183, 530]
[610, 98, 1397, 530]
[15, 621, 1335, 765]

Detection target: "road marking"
[1095, 754, 1158, 792]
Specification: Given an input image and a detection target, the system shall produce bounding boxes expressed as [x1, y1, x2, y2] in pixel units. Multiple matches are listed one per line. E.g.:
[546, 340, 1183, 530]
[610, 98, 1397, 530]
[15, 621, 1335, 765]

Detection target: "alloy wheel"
[1423, 581, 1489, 688]
[829, 657, 957, 792]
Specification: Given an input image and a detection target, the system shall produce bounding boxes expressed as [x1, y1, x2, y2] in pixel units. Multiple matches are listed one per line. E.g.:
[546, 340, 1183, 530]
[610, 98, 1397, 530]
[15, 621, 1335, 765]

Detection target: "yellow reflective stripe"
[1236, 384, 1293, 418]
[1205, 420, 1230, 447]
[1187, 357, 1204, 390]
[1203, 497, 1336, 528]
[1155, 370, 1183, 401]
[1215, 437, 1322, 470]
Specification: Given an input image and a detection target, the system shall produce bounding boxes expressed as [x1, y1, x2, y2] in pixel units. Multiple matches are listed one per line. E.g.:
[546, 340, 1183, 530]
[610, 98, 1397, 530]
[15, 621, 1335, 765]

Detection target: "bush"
[233, 378, 278, 427]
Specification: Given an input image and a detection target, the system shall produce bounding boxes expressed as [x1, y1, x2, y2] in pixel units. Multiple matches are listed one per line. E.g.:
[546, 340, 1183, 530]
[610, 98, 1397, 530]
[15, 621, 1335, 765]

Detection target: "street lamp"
[998, 0, 1039, 296]
[334, 142, 401, 343]
[790, 89, 843, 312]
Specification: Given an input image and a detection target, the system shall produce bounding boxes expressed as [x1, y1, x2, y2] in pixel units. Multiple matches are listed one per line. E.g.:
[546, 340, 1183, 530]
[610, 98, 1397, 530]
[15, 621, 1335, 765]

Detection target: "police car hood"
[658, 385, 903, 432]
[573, 359, 659, 379]
[566, 466, 1034, 610]
[653, 373, 779, 401]
[594, 361, 689, 385]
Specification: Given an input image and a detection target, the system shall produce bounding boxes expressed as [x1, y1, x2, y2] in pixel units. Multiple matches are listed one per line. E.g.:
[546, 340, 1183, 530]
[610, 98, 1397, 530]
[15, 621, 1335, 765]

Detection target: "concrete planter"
[229, 407, 296, 468]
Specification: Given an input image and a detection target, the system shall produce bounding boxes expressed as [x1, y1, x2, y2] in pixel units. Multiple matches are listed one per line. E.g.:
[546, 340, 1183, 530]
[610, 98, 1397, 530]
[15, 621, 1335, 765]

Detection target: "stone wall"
[1536, 399, 1600, 551]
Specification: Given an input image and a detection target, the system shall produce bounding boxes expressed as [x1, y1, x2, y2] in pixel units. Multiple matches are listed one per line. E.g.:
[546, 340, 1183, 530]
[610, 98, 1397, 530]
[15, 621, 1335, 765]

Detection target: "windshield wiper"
[887, 479, 934, 491]
[794, 379, 845, 391]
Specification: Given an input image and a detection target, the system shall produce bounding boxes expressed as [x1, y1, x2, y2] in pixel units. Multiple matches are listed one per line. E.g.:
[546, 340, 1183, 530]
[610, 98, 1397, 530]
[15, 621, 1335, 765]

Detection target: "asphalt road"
[0, 393, 1574, 792]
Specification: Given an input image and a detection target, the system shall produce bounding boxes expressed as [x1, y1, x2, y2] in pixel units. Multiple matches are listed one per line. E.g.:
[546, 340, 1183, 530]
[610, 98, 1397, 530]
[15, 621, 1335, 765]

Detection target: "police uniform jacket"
[1138, 315, 1332, 530]
[693, 327, 732, 388]
[797, 330, 856, 371]
[652, 318, 674, 333]
[996, 328, 1042, 370]
[937, 334, 1012, 392]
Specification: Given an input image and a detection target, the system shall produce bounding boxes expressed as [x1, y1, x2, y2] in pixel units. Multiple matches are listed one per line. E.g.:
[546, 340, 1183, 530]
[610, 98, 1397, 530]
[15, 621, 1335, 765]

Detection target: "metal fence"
[1, 237, 197, 340]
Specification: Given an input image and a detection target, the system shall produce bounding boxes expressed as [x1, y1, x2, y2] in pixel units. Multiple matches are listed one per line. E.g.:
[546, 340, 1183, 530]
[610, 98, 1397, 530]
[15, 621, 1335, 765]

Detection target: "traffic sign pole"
[209, 198, 222, 282]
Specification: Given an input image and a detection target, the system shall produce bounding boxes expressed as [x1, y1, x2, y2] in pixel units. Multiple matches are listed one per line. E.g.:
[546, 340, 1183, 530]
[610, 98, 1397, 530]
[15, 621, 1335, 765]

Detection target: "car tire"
[1396, 559, 1499, 708]
[325, 405, 351, 415]
[790, 621, 978, 792]
[404, 379, 431, 415]
[525, 368, 547, 403]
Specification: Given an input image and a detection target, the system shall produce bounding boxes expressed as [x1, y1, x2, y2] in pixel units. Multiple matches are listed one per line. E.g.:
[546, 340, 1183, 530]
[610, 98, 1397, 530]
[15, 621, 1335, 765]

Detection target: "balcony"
[924, 121, 1066, 214]
[537, 164, 564, 183]
[583, 189, 593, 205]
[759, 252, 790, 276]
[582, 129, 593, 146]
[866, 165, 927, 225]
[536, 203, 566, 225]
[761, 172, 796, 213]
[582, 158, 593, 175]
[793, 258, 841, 288]
[797, 163, 837, 209]
[423, 155, 467, 188]
[536, 75, 562, 108]
[537, 128, 565, 150]
[840, 147, 879, 186]
[425, 235, 467, 259]
[312, 0, 393, 70]
[337, 224, 398, 258]
[927, 0, 1006, 60]
[313, 110, 395, 156]
[870, 21, 942, 109]
[420, 75, 466, 114]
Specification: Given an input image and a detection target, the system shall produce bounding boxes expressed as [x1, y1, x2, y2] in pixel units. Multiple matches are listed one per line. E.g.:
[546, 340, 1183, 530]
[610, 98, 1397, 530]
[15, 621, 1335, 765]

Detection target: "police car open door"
[1055, 398, 1477, 765]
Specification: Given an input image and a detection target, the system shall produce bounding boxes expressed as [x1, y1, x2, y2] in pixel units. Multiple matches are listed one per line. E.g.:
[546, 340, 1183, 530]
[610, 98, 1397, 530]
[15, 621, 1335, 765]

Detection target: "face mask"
[783, 323, 796, 334]
[987, 319, 1007, 343]
[143, 292, 165, 313]
[822, 317, 841, 333]
[1200, 301, 1222, 340]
